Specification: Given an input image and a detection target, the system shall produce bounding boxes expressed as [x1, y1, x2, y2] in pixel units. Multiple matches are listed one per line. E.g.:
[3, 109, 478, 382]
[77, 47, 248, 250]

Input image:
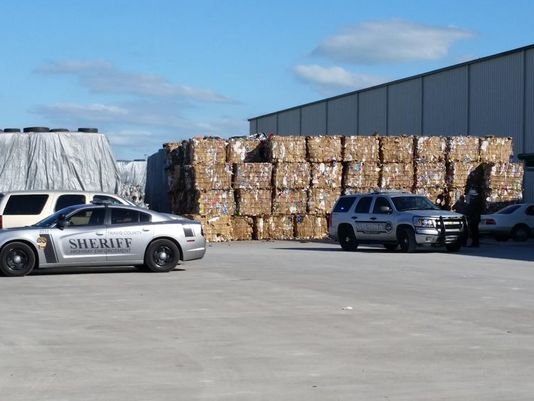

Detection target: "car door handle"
[370, 217, 377, 220]
[351, 216, 358, 219]
[96, 231, 105, 236]
[142, 228, 150, 232]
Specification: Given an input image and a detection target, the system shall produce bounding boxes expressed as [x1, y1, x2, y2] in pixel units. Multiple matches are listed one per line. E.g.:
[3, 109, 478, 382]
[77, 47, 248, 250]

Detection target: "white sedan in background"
[479, 203, 534, 241]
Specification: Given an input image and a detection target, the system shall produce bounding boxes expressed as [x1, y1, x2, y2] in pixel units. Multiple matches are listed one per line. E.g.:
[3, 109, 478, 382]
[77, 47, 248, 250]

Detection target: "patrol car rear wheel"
[0, 242, 36, 277]
[398, 227, 416, 253]
[144, 239, 179, 272]
[338, 225, 358, 251]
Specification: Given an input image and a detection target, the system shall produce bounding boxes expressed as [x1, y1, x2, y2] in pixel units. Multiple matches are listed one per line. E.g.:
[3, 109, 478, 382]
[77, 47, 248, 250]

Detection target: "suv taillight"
[327, 214, 332, 229]
[0, 215, 3, 229]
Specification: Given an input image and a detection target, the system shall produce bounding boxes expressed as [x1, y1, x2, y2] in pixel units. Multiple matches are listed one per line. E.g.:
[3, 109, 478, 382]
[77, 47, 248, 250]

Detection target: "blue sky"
[2, 0, 533, 159]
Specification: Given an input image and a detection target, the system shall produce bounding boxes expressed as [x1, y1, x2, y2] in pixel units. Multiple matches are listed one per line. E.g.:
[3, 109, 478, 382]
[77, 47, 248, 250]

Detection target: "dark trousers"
[468, 218, 480, 246]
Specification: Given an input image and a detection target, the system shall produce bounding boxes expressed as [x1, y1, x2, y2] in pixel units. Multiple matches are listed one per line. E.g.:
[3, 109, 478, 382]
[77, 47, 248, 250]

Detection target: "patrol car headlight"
[413, 217, 435, 228]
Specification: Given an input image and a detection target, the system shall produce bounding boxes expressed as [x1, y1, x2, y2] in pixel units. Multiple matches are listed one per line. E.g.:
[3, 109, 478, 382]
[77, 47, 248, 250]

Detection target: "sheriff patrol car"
[0, 202, 206, 276]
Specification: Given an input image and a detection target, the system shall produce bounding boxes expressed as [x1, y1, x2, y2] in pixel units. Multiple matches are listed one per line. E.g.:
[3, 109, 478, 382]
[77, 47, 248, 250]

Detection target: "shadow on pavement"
[31, 266, 186, 276]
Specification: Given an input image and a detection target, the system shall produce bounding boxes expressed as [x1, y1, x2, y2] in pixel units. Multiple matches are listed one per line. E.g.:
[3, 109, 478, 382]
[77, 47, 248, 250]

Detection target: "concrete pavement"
[0, 240, 533, 400]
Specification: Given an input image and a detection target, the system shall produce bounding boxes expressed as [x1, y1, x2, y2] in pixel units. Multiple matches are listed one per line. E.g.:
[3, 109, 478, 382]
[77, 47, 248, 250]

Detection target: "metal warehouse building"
[249, 44, 534, 202]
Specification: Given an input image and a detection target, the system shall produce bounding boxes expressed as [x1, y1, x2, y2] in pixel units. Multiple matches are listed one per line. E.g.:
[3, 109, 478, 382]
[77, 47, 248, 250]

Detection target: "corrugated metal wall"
[423, 67, 468, 135]
[358, 87, 387, 134]
[469, 53, 524, 153]
[249, 46, 534, 199]
[327, 95, 357, 135]
[388, 78, 422, 135]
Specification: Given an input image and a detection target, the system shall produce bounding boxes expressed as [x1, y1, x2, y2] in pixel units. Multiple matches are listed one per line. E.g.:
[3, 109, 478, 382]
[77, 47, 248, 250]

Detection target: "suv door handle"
[351, 216, 358, 219]
[370, 217, 377, 220]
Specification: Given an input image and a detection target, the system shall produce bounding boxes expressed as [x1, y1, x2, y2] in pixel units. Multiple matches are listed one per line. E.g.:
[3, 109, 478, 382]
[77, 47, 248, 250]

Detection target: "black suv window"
[93, 195, 123, 205]
[55, 194, 86, 211]
[111, 208, 143, 224]
[526, 205, 534, 216]
[372, 197, 392, 214]
[355, 196, 373, 213]
[333, 197, 357, 213]
[3, 194, 49, 215]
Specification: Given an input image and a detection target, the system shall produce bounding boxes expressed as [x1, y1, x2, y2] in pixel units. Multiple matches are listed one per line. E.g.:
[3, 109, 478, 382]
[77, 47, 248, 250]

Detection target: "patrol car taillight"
[0, 215, 3, 229]
[484, 218, 496, 225]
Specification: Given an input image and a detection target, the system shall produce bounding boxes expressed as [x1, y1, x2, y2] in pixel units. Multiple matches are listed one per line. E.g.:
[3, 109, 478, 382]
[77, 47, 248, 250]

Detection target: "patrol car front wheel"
[144, 239, 180, 272]
[398, 228, 417, 253]
[0, 242, 36, 277]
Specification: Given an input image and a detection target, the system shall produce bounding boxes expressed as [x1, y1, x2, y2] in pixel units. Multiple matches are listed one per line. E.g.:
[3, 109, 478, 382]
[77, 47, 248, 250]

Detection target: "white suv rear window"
[4, 194, 49, 215]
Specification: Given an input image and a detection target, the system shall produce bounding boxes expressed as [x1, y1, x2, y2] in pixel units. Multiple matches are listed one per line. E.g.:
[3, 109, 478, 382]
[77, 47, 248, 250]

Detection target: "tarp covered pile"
[0, 131, 120, 193]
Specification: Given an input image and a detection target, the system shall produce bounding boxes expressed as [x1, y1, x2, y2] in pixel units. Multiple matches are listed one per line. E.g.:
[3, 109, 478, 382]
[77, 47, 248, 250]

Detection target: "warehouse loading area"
[1, 239, 533, 401]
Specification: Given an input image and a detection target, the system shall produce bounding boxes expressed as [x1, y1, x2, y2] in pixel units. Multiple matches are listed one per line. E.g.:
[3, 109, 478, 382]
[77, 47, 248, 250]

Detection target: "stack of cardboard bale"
[342, 136, 380, 194]
[164, 134, 524, 241]
[173, 138, 235, 242]
[379, 136, 415, 191]
[447, 136, 482, 208]
[229, 136, 271, 240]
[261, 136, 308, 240]
[414, 136, 448, 202]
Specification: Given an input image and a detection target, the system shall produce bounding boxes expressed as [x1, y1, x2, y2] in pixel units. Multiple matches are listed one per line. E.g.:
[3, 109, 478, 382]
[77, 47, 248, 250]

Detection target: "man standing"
[466, 188, 484, 247]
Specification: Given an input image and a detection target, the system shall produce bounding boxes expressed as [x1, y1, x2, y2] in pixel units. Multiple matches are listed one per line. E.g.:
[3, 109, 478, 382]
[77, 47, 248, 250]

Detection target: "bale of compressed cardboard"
[266, 135, 306, 162]
[479, 136, 513, 163]
[226, 137, 265, 163]
[272, 189, 308, 215]
[255, 215, 294, 240]
[307, 188, 341, 215]
[448, 136, 480, 162]
[231, 216, 254, 240]
[486, 162, 524, 191]
[235, 189, 272, 216]
[273, 162, 310, 189]
[415, 161, 447, 188]
[447, 161, 481, 188]
[415, 136, 447, 162]
[485, 188, 523, 212]
[183, 164, 232, 191]
[188, 215, 232, 242]
[187, 190, 236, 216]
[343, 162, 380, 188]
[188, 137, 227, 165]
[294, 215, 328, 240]
[343, 136, 380, 162]
[380, 136, 414, 163]
[310, 162, 343, 189]
[380, 163, 414, 190]
[233, 163, 272, 189]
[306, 135, 343, 162]
[343, 187, 376, 195]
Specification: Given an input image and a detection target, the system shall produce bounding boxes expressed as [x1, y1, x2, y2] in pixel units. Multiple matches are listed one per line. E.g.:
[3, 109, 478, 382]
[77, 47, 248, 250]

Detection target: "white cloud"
[314, 20, 474, 64]
[37, 60, 235, 103]
[294, 64, 385, 92]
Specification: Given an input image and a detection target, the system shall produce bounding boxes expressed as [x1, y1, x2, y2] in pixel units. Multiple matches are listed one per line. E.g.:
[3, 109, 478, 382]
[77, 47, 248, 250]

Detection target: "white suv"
[0, 191, 133, 229]
[329, 191, 466, 252]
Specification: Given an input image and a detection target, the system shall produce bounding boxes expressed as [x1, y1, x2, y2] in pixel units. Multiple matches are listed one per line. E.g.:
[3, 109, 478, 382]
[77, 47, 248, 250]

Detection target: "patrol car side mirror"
[56, 215, 67, 230]
[380, 205, 392, 214]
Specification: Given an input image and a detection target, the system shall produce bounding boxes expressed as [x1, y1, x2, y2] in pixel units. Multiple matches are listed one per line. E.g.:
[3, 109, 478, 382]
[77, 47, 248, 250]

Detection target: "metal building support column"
[466, 64, 471, 135]
[385, 86, 389, 135]
[420, 77, 425, 135]
[325, 100, 329, 134]
[356, 93, 360, 135]
[299, 107, 302, 136]
[522, 49, 527, 154]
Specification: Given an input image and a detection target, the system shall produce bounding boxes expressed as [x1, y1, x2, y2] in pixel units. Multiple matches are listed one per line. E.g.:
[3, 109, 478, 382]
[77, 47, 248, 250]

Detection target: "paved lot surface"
[1, 239, 533, 401]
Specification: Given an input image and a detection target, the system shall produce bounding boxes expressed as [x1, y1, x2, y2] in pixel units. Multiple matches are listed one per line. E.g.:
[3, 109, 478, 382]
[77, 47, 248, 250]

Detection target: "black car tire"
[398, 227, 417, 253]
[0, 242, 36, 277]
[338, 225, 358, 251]
[511, 225, 530, 242]
[144, 239, 180, 272]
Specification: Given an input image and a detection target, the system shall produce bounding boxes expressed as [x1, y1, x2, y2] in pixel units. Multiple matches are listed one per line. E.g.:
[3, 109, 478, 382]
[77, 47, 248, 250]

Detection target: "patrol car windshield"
[392, 196, 439, 211]
[32, 205, 83, 227]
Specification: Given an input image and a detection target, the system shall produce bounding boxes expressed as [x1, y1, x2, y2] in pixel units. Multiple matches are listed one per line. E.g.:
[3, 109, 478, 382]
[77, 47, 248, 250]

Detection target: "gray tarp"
[0, 131, 120, 193]
[116, 159, 147, 203]
[145, 149, 170, 212]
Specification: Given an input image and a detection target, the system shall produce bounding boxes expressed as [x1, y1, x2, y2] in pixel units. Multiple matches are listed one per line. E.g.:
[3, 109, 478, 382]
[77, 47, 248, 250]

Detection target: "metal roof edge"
[248, 43, 534, 122]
